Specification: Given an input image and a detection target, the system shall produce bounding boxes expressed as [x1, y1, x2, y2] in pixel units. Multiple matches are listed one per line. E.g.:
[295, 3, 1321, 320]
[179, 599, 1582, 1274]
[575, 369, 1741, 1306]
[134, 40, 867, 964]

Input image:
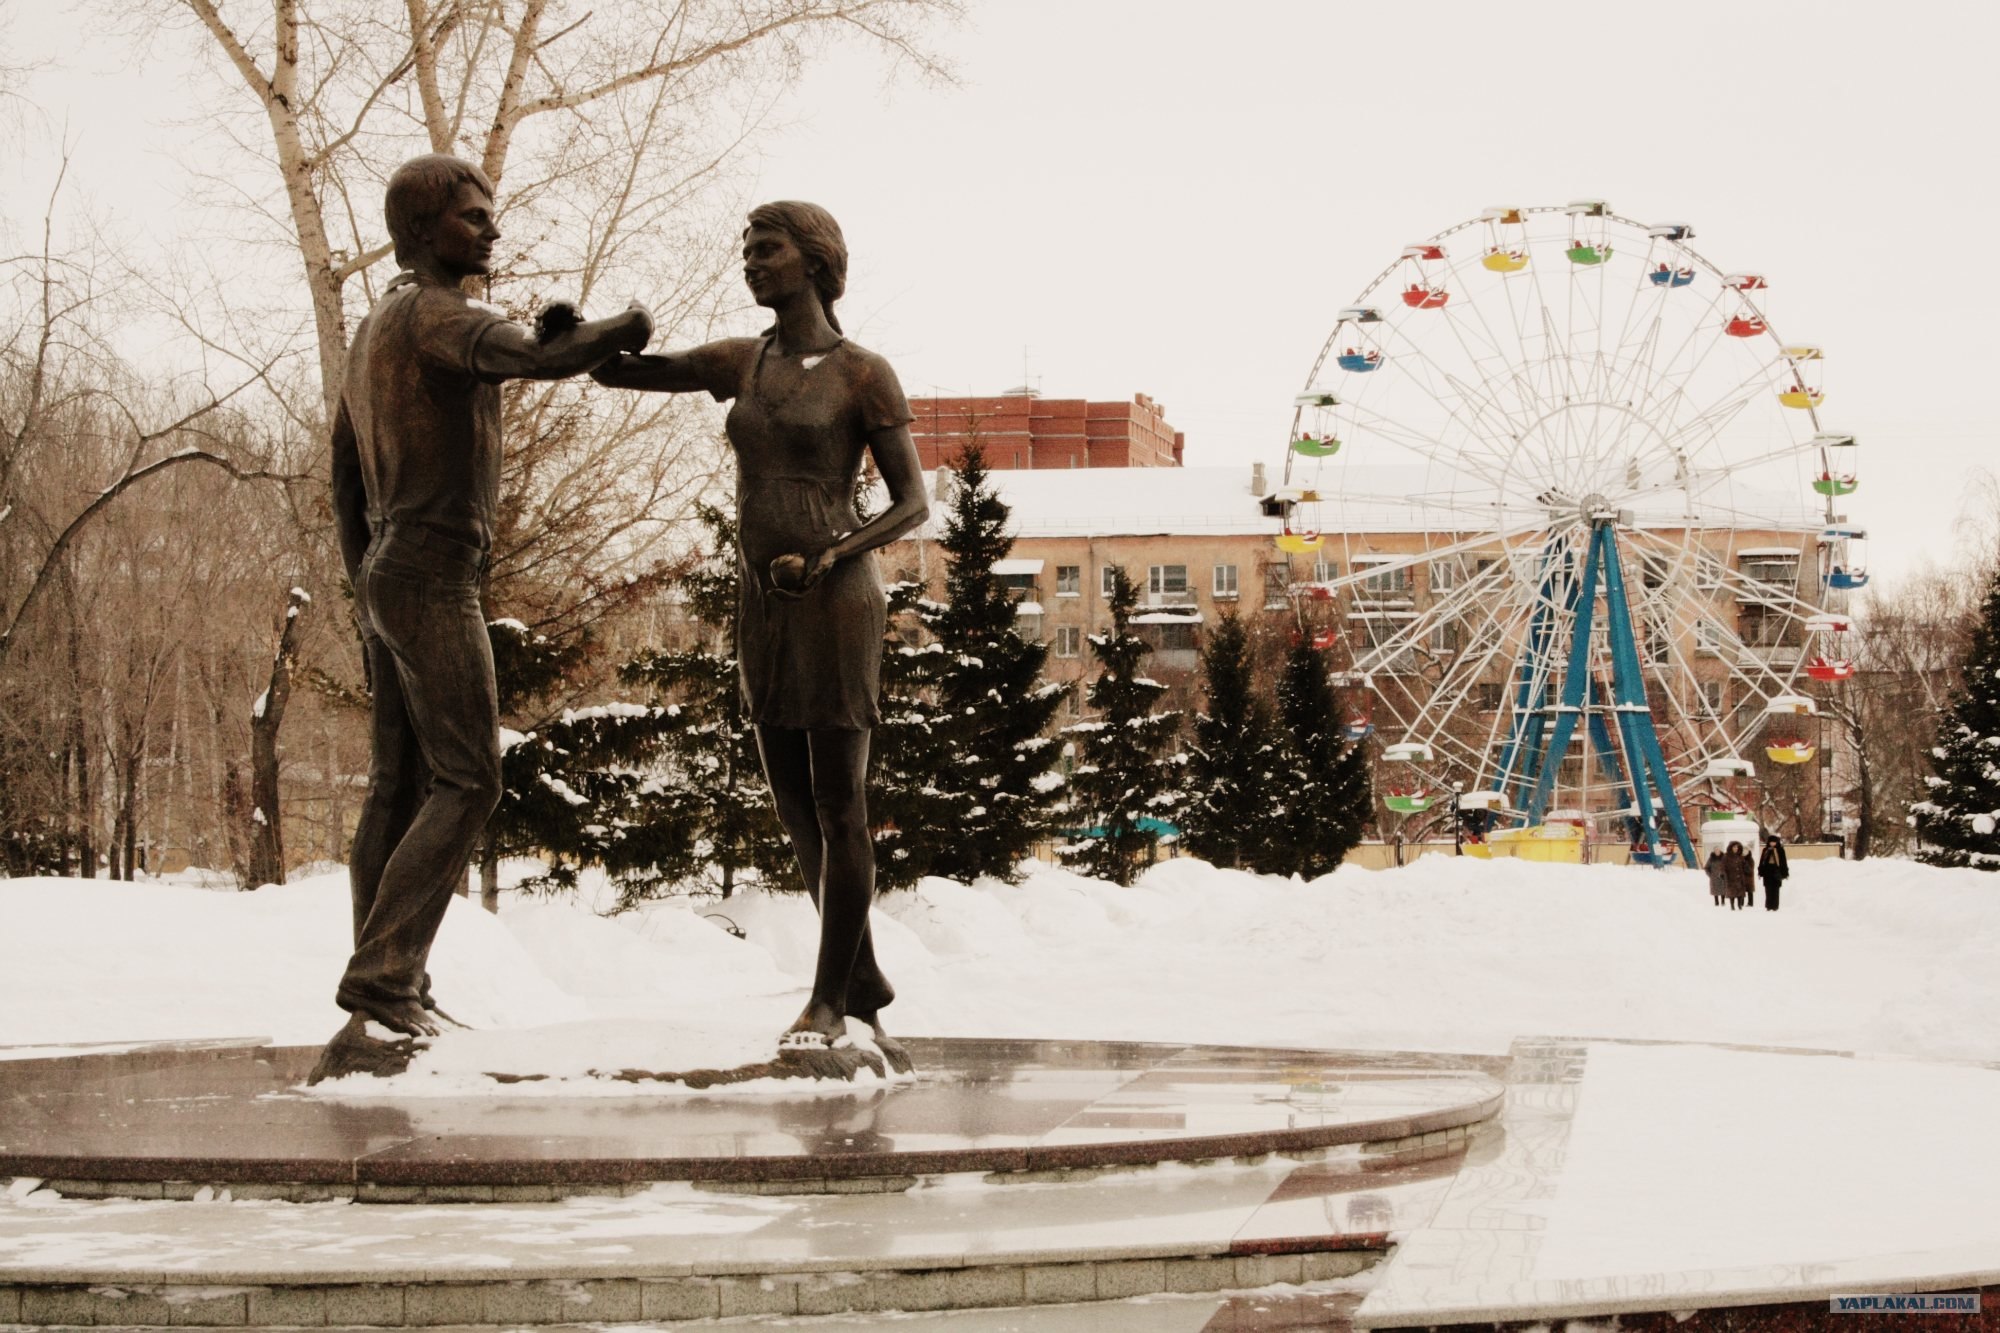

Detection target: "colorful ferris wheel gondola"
[1336, 347, 1385, 373]
[1399, 241, 1450, 308]
[1820, 523, 1870, 590]
[1804, 610, 1856, 681]
[1480, 205, 1530, 272]
[1382, 740, 1434, 813]
[1645, 220, 1696, 287]
[1778, 344, 1825, 409]
[1761, 694, 1820, 765]
[1342, 712, 1375, 742]
[1564, 197, 1613, 265]
[1812, 433, 1859, 498]
[1725, 313, 1769, 338]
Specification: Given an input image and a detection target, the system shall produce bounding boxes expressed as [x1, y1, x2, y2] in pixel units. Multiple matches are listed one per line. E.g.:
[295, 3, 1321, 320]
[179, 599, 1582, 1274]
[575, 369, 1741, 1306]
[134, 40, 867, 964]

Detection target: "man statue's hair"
[384, 154, 496, 266]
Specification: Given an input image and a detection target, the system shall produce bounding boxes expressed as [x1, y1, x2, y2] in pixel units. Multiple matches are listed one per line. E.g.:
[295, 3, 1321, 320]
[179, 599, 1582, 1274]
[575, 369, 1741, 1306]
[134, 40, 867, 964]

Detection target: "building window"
[1311, 557, 1339, 584]
[1358, 561, 1412, 597]
[1429, 619, 1457, 654]
[1068, 684, 1086, 717]
[1152, 622, 1197, 652]
[1695, 619, 1723, 657]
[995, 572, 1039, 603]
[1055, 625, 1081, 658]
[1148, 564, 1189, 597]
[1101, 565, 1118, 598]
[1056, 565, 1081, 596]
[1475, 681, 1505, 712]
[1262, 561, 1292, 609]
[1741, 554, 1800, 588]
[1430, 558, 1465, 591]
[1739, 604, 1791, 648]
[1701, 679, 1725, 717]
[1213, 564, 1238, 599]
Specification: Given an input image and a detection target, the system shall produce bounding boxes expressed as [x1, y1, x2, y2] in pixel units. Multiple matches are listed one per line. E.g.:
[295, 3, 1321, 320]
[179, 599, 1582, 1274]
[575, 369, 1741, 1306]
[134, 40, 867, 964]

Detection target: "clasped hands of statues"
[546, 297, 842, 600]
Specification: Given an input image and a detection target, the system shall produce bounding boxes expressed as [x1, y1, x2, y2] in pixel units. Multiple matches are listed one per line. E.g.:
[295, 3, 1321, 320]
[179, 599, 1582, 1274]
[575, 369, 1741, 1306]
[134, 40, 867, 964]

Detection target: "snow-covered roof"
[990, 558, 1044, 575]
[904, 465, 1822, 539]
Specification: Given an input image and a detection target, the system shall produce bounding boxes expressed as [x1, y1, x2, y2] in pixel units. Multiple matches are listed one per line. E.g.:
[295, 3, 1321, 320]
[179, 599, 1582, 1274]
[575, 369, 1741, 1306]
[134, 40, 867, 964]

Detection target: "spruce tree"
[617, 503, 792, 901]
[1911, 567, 2000, 868]
[872, 444, 1068, 887]
[1180, 613, 1279, 869]
[1057, 566, 1185, 885]
[487, 619, 690, 896]
[1266, 639, 1372, 878]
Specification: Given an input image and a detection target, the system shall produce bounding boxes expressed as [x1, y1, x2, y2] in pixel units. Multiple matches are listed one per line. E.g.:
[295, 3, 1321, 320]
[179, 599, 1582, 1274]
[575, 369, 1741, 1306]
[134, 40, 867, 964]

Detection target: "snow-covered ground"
[4, 854, 1998, 1065]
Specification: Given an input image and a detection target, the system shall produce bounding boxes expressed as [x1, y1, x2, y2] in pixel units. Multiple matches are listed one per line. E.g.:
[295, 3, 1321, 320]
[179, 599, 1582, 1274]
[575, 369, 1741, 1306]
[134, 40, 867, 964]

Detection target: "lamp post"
[1453, 782, 1465, 856]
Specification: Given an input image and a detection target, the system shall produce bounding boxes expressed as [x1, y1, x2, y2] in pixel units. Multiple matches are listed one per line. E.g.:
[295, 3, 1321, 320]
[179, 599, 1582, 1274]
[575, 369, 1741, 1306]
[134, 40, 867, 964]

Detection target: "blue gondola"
[1648, 265, 1695, 288]
[1336, 349, 1384, 373]
[1827, 569, 1870, 590]
[1342, 714, 1374, 741]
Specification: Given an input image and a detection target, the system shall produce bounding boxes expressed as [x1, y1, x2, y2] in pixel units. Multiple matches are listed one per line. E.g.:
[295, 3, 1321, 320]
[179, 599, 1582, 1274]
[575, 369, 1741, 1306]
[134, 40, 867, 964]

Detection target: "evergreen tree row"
[1911, 567, 2000, 868]
[1179, 616, 1371, 878]
[488, 446, 1372, 897]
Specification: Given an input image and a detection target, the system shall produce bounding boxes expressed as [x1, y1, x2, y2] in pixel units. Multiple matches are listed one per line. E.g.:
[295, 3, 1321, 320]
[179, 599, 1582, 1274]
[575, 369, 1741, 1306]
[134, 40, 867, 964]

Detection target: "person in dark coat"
[1759, 833, 1790, 911]
[1724, 841, 1753, 909]
[1705, 849, 1727, 906]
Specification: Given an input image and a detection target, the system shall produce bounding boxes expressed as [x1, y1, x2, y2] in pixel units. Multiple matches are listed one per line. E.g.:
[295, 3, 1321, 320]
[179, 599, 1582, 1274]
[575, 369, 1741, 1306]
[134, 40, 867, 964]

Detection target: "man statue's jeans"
[340, 524, 501, 1015]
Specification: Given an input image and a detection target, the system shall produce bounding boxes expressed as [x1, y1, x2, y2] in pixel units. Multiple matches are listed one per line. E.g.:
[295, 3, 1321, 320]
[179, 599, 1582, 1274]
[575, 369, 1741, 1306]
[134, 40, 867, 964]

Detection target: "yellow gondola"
[1765, 741, 1817, 765]
[1779, 389, 1824, 409]
[1275, 532, 1323, 554]
[1481, 248, 1529, 273]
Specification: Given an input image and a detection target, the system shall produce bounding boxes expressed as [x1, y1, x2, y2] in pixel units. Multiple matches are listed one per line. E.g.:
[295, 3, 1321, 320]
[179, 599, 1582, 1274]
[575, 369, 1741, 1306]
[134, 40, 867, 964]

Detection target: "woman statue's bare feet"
[846, 977, 912, 1074]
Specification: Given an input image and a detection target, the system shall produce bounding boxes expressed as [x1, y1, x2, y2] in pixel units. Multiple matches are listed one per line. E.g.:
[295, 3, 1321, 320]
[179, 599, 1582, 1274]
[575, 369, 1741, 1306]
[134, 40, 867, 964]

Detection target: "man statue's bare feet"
[361, 996, 441, 1038]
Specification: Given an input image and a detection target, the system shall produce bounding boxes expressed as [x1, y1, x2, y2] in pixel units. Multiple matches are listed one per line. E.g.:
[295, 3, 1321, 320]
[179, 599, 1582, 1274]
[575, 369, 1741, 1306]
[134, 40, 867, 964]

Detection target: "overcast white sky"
[9, 0, 1998, 579]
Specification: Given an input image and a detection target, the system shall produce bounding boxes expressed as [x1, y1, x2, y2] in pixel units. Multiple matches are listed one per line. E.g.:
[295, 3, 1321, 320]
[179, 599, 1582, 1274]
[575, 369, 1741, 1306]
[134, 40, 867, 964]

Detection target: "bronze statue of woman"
[593, 203, 929, 1063]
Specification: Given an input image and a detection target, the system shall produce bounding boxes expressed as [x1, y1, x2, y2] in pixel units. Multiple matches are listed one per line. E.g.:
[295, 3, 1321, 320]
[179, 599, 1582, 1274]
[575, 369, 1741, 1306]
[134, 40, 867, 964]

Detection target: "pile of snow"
[3, 855, 1999, 1064]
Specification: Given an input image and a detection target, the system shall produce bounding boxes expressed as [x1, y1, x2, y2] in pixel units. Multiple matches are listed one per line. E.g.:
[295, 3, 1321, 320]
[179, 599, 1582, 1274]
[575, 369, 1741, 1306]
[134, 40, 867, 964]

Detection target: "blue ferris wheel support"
[1489, 521, 1698, 869]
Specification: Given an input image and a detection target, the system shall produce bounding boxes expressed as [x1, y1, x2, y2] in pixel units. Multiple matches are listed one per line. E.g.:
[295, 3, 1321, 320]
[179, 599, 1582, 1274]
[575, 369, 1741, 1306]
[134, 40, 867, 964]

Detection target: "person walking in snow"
[1705, 848, 1727, 906]
[1724, 841, 1754, 909]
[1759, 833, 1789, 911]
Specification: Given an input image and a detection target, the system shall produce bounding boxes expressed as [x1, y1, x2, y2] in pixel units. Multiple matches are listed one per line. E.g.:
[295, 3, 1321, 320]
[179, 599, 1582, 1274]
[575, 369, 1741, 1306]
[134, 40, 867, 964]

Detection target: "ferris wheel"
[1278, 201, 1862, 867]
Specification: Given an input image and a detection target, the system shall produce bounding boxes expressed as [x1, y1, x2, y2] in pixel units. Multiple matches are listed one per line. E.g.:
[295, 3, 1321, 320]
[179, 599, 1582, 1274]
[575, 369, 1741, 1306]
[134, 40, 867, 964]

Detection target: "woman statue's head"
[745, 201, 848, 332]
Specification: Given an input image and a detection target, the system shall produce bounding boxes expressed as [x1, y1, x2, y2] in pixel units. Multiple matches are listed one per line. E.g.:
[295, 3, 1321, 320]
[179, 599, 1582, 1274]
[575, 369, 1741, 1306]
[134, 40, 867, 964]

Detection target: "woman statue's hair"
[747, 201, 848, 333]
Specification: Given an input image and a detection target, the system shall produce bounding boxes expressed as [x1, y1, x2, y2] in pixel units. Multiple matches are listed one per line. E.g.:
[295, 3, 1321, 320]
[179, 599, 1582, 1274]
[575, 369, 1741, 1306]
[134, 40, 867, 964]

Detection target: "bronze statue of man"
[329, 154, 652, 1039]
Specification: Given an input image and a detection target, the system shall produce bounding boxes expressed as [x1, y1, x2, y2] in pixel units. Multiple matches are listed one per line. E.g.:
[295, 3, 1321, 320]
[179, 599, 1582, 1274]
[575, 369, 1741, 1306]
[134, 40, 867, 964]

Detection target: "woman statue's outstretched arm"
[590, 350, 710, 393]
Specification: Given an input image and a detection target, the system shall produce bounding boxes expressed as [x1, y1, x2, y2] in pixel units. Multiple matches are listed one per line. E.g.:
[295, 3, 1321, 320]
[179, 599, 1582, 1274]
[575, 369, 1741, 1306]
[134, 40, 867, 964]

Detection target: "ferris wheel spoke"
[1342, 404, 1527, 499]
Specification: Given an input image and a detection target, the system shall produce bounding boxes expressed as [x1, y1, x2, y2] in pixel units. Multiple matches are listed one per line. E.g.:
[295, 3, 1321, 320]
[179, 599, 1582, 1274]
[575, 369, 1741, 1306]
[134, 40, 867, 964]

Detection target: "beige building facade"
[887, 463, 1843, 838]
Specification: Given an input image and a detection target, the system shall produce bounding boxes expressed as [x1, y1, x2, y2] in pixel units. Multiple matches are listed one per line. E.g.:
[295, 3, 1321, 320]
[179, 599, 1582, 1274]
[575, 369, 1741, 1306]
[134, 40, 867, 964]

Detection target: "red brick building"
[907, 389, 1185, 470]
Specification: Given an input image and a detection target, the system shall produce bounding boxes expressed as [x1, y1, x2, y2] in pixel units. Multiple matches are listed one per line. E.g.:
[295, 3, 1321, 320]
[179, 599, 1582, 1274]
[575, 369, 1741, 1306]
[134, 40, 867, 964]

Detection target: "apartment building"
[907, 389, 1185, 470]
[885, 462, 1839, 830]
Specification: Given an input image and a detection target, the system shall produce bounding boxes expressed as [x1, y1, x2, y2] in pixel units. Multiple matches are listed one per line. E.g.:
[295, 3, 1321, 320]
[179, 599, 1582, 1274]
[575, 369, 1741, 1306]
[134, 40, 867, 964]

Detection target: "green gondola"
[1291, 435, 1341, 458]
[1566, 244, 1612, 266]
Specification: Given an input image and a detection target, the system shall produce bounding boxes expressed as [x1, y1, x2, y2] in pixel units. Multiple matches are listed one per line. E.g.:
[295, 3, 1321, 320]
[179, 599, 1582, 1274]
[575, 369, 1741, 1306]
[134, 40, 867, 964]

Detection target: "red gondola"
[1805, 656, 1856, 682]
[1401, 243, 1446, 261]
[1403, 283, 1449, 309]
[1724, 315, 1767, 338]
[1311, 629, 1337, 650]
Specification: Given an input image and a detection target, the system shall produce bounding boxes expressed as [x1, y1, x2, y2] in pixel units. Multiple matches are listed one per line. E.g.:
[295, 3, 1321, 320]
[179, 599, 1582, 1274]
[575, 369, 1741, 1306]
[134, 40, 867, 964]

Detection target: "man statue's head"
[384, 154, 499, 277]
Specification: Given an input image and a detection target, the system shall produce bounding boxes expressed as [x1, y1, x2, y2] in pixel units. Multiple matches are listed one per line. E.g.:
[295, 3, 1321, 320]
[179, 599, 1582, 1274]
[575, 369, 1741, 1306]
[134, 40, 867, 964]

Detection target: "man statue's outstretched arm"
[471, 303, 654, 382]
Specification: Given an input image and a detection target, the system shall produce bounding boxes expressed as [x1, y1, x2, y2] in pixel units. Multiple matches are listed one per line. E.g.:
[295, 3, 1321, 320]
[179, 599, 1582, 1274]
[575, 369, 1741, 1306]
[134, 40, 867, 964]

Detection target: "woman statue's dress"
[682, 335, 914, 727]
